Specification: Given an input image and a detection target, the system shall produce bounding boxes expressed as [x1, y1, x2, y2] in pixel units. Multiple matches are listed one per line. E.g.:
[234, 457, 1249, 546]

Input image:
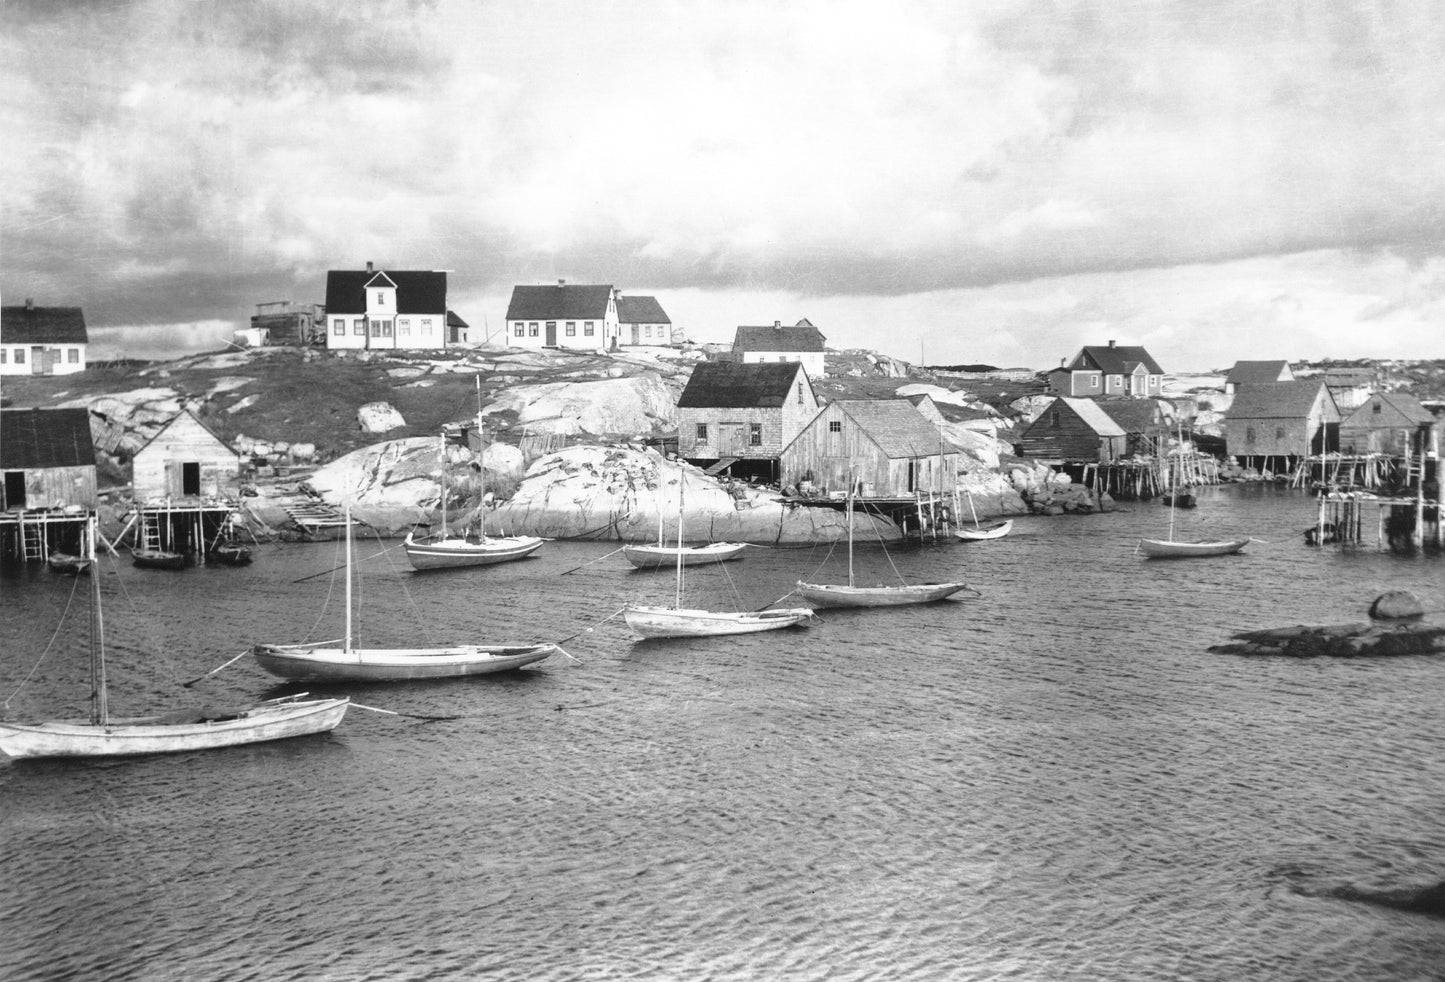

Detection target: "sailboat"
[622, 477, 746, 569]
[254, 503, 560, 679]
[0, 518, 349, 760]
[954, 490, 1013, 541]
[1137, 447, 1248, 559]
[797, 485, 972, 608]
[622, 469, 814, 638]
[402, 376, 544, 571]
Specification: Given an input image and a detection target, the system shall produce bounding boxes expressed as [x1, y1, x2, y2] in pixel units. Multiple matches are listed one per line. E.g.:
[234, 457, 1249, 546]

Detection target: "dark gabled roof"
[505, 284, 614, 321]
[615, 295, 671, 324]
[1224, 380, 1330, 419]
[447, 310, 469, 328]
[1, 305, 88, 344]
[1226, 360, 1291, 384]
[1341, 392, 1435, 428]
[732, 320, 826, 353]
[1070, 344, 1164, 376]
[0, 408, 96, 469]
[324, 269, 447, 315]
[677, 362, 805, 408]
[1094, 398, 1165, 434]
[834, 400, 950, 458]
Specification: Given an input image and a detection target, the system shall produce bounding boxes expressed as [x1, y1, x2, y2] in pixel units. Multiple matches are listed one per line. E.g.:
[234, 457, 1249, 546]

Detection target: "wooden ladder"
[138, 511, 163, 551]
[20, 514, 47, 561]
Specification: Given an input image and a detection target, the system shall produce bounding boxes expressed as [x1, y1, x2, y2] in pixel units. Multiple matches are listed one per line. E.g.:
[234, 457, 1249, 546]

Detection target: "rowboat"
[256, 503, 559, 680]
[209, 542, 253, 566]
[47, 552, 91, 575]
[132, 548, 186, 570]
[955, 520, 1013, 541]
[622, 541, 746, 569]
[797, 485, 970, 609]
[0, 517, 348, 760]
[1137, 537, 1250, 559]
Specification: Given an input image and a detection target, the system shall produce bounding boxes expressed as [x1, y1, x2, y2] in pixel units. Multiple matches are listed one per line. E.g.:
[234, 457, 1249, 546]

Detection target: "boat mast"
[475, 374, 486, 539]
[344, 501, 354, 653]
[88, 515, 109, 726]
[674, 470, 685, 608]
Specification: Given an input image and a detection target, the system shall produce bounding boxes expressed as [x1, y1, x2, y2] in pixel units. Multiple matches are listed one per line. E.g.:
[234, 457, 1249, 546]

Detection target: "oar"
[181, 649, 251, 687]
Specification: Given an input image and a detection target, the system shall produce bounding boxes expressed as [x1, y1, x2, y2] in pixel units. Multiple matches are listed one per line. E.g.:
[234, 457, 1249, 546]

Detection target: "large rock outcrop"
[480, 373, 680, 439]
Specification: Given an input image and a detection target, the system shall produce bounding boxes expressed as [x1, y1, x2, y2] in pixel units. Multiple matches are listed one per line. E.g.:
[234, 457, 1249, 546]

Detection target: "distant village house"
[1, 300, 88, 376]
[505, 280, 621, 351]
[1339, 392, 1438, 458]
[676, 361, 819, 482]
[731, 319, 827, 379]
[324, 263, 451, 351]
[0, 407, 97, 511]
[1046, 341, 1164, 398]
[780, 399, 958, 498]
[615, 294, 675, 346]
[1224, 360, 1293, 394]
[1222, 379, 1340, 463]
[239, 301, 325, 347]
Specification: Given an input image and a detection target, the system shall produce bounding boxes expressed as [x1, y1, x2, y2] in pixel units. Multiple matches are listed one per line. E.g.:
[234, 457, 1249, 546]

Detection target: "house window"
[797, 382, 804, 405]
[749, 423, 762, 446]
[696, 423, 709, 442]
[1276, 427, 1286, 440]
[1246, 426, 1257, 444]
[566, 322, 576, 337]
[0, 350, 7, 364]
[68, 348, 79, 363]
[529, 322, 539, 337]
[421, 318, 432, 333]
[353, 319, 365, 335]
[333, 318, 345, 335]
[14, 349, 23, 364]
[584, 321, 594, 336]
[828, 420, 842, 433]
[375, 291, 385, 306]
[1051, 410, 1061, 427]
[399, 319, 411, 336]
[1372, 401, 1382, 413]
[1090, 374, 1100, 388]
[514, 323, 525, 337]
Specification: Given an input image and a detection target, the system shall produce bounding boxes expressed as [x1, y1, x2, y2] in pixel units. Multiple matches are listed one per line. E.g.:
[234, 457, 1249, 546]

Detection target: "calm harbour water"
[2, 484, 1443, 982]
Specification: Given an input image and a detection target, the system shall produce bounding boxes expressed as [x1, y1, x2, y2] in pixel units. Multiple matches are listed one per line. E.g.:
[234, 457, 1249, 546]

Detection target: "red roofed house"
[1, 299, 89, 376]
[616, 293, 674, 346]
[731, 319, 827, 379]
[1047, 341, 1164, 398]
[505, 280, 620, 351]
[323, 263, 450, 351]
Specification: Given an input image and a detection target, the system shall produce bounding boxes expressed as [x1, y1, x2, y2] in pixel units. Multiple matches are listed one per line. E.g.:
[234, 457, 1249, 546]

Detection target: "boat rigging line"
[181, 648, 252, 687]
[559, 546, 627, 575]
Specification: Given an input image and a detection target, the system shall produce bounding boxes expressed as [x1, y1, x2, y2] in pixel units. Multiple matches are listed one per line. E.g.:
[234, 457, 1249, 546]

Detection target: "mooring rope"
[3, 570, 86, 712]
[348, 701, 469, 722]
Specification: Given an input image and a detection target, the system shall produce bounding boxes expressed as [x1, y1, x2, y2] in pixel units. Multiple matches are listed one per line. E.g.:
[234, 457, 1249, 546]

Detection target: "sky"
[3, 0, 1444, 372]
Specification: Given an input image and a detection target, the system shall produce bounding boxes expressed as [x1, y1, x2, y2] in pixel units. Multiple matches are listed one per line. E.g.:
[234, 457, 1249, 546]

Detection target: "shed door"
[4, 472, 25, 509]
[545, 322, 557, 346]
[718, 423, 746, 455]
[182, 462, 201, 496]
[31, 347, 47, 375]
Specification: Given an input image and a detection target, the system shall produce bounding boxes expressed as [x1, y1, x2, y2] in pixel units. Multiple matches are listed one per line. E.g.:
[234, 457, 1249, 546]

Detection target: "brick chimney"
[558, 278, 566, 287]
[773, 320, 782, 329]
[25, 297, 34, 311]
[366, 261, 373, 273]
[1108, 339, 1116, 348]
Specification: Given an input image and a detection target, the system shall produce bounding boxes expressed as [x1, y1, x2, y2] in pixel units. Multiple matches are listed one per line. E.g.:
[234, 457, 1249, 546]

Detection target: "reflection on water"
[2, 486, 1443, 981]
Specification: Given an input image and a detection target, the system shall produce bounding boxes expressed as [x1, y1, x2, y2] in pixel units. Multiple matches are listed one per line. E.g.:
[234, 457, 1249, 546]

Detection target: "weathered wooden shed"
[677, 361, 819, 480]
[1015, 397, 1127, 463]
[0, 407, 97, 510]
[132, 409, 241, 502]
[1339, 392, 1437, 456]
[780, 399, 957, 497]
[1223, 380, 1340, 462]
[1094, 398, 1168, 456]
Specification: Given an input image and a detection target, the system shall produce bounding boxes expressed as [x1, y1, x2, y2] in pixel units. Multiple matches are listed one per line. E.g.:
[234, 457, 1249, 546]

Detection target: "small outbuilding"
[131, 409, 241, 503]
[677, 361, 819, 481]
[1339, 392, 1438, 457]
[0, 407, 97, 511]
[780, 399, 958, 498]
[1015, 397, 1127, 463]
[1223, 379, 1341, 463]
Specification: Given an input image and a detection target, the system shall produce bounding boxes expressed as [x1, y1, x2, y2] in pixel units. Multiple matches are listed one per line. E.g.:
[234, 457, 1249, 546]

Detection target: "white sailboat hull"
[1137, 537, 1250, 558]
[0, 698, 349, 759]
[402, 532, 543, 570]
[252, 642, 559, 681]
[623, 605, 814, 638]
[796, 580, 970, 609]
[623, 542, 747, 568]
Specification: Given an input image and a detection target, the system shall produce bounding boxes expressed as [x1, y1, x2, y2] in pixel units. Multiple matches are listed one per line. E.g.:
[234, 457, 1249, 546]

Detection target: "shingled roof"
[0, 408, 96, 469]
[1, 304, 88, 344]
[677, 362, 805, 408]
[1341, 392, 1435, 428]
[833, 400, 950, 458]
[324, 269, 447, 315]
[615, 295, 671, 324]
[1226, 360, 1292, 385]
[1070, 344, 1164, 376]
[732, 320, 826, 354]
[1225, 380, 1332, 419]
[1056, 397, 1127, 436]
[1095, 398, 1164, 434]
[505, 283, 614, 321]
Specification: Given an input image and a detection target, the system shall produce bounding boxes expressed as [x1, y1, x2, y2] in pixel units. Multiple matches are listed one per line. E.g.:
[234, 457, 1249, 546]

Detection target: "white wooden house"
[616, 294, 674, 346]
[323, 263, 450, 351]
[731, 319, 827, 378]
[132, 410, 241, 503]
[1, 300, 88, 376]
[505, 280, 620, 351]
